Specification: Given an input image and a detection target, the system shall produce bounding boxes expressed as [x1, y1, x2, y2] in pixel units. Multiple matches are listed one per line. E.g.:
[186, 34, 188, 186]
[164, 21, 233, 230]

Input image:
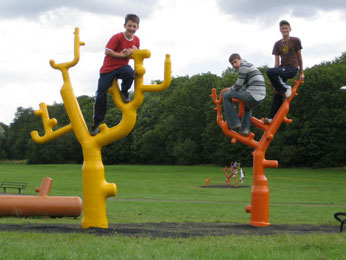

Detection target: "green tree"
[4, 53, 346, 168]
[288, 61, 346, 167]
[0, 123, 9, 159]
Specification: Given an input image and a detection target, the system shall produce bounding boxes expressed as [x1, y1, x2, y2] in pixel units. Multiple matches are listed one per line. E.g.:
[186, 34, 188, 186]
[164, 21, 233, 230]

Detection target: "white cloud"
[0, 0, 158, 19]
[0, 0, 346, 125]
[216, 0, 346, 22]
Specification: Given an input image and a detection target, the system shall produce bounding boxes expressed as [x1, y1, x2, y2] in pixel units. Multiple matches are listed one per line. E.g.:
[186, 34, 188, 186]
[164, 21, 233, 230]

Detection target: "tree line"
[1, 53, 346, 167]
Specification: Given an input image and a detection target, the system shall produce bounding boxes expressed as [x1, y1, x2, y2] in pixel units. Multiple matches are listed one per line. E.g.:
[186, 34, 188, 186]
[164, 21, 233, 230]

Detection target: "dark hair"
[279, 20, 290, 27]
[229, 53, 241, 63]
[125, 14, 140, 25]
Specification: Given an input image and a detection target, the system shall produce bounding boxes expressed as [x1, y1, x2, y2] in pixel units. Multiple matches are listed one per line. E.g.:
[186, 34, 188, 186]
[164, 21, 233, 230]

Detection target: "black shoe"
[90, 125, 100, 136]
[121, 92, 130, 103]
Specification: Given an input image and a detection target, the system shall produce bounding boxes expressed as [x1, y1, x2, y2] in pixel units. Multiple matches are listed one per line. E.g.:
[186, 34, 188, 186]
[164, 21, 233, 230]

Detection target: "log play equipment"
[31, 28, 171, 228]
[0, 177, 82, 217]
[211, 80, 302, 226]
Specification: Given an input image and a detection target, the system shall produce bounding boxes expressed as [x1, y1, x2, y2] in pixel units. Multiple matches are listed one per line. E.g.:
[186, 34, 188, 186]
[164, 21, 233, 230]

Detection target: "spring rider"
[211, 80, 302, 226]
[31, 28, 171, 228]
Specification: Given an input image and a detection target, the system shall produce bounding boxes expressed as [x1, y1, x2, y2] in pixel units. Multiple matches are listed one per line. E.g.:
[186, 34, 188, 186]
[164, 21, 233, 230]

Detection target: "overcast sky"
[1, 0, 346, 125]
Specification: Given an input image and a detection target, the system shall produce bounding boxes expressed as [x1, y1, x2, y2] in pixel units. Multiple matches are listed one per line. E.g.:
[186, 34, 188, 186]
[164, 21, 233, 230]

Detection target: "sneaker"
[285, 86, 292, 98]
[231, 124, 241, 131]
[90, 125, 100, 136]
[240, 129, 250, 136]
[263, 118, 272, 124]
[121, 92, 130, 103]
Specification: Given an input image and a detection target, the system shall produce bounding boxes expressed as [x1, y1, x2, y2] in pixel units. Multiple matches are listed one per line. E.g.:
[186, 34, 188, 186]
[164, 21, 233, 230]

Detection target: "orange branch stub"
[211, 80, 302, 226]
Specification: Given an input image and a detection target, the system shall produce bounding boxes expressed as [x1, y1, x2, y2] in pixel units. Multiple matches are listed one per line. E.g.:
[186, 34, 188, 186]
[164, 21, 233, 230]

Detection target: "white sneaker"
[285, 86, 292, 98]
[231, 124, 241, 131]
[263, 118, 272, 124]
[240, 129, 250, 136]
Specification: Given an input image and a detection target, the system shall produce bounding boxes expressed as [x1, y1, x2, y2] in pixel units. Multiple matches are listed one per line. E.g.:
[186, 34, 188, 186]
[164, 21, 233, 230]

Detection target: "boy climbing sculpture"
[212, 20, 303, 226]
[31, 28, 171, 228]
[264, 20, 304, 124]
[220, 53, 266, 136]
[91, 14, 141, 135]
[211, 53, 302, 226]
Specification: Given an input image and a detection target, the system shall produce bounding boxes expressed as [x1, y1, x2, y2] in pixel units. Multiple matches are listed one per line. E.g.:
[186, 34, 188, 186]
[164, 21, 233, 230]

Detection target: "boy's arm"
[233, 66, 247, 90]
[104, 35, 128, 58]
[104, 34, 138, 58]
[220, 66, 247, 95]
[105, 48, 133, 58]
[297, 50, 304, 81]
[274, 55, 280, 68]
[220, 87, 230, 96]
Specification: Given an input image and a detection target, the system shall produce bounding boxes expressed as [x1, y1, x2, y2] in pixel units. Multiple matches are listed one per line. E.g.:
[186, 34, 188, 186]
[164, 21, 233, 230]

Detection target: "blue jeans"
[222, 90, 263, 131]
[267, 66, 298, 118]
[93, 65, 134, 125]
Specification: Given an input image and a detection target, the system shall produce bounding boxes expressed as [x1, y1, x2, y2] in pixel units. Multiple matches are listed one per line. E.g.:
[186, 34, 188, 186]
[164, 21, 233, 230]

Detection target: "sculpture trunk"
[250, 150, 270, 226]
[81, 146, 117, 228]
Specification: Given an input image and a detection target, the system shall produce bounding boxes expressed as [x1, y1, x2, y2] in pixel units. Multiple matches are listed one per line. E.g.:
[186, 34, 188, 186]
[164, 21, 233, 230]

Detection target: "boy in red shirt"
[91, 14, 140, 135]
[264, 20, 304, 124]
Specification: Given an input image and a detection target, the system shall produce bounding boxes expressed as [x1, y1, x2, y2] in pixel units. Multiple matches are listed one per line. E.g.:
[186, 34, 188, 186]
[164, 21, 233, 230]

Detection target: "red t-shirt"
[100, 32, 140, 74]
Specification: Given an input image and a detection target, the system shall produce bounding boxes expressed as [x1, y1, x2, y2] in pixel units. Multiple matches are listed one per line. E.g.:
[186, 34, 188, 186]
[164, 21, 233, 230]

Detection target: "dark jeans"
[93, 65, 134, 126]
[222, 90, 263, 131]
[267, 66, 298, 119]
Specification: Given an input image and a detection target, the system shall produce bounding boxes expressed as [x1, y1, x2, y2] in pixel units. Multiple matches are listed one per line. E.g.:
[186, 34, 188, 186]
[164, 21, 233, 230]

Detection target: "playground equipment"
[0, 181, 27, 194]
[31, 28, 171, 228]
[211, 80, 302, 226]
[0, 177, 82, 217]
[239, 167, 245, 183]
[221, 164, 238, 187]
[205, 178, 212, 186]
[334, 212, 346, 232]
[334, 86, 346, 232]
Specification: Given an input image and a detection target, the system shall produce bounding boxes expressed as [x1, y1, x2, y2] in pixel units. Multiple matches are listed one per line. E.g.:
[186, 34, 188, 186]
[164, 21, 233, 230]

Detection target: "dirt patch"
[201, 185, 250, 188]
[0, 222, 340, 238]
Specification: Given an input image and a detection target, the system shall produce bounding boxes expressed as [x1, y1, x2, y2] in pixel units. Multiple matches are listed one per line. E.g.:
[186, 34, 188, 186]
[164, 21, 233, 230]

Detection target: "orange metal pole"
[35, 177, 53, 196]
[0, 196, 82, 217]
[0, 177, 82, 217]
[211, 81, 302, 226]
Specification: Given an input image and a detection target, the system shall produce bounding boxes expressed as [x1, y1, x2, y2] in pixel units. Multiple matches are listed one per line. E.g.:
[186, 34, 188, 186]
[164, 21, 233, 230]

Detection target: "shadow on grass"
[0, 222, 340, 238]
[201, 185, 250, 188]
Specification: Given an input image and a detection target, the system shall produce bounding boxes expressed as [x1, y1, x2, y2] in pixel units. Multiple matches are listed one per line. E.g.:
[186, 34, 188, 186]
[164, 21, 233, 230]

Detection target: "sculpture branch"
[210, 89, 259, 149]
[31, 103, 73, 144]
[93, 49, 172, 147]
[49, 28, 85, 72]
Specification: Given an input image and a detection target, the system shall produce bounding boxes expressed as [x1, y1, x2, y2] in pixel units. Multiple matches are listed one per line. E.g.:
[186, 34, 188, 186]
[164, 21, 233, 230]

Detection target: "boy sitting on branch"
[220, 53, 266, 136]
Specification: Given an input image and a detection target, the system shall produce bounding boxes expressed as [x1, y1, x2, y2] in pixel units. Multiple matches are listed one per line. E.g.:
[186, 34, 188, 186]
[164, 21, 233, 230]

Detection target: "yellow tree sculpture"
[31, 28, 171, 228]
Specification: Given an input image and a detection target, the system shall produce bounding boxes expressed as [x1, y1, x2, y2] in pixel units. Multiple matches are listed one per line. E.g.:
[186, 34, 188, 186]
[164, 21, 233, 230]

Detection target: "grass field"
[0, 164, 345, 259]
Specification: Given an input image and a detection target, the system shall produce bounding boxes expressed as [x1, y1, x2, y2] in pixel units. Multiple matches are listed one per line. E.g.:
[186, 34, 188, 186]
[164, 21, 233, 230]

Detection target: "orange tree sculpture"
[211, 80, 302, 226]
